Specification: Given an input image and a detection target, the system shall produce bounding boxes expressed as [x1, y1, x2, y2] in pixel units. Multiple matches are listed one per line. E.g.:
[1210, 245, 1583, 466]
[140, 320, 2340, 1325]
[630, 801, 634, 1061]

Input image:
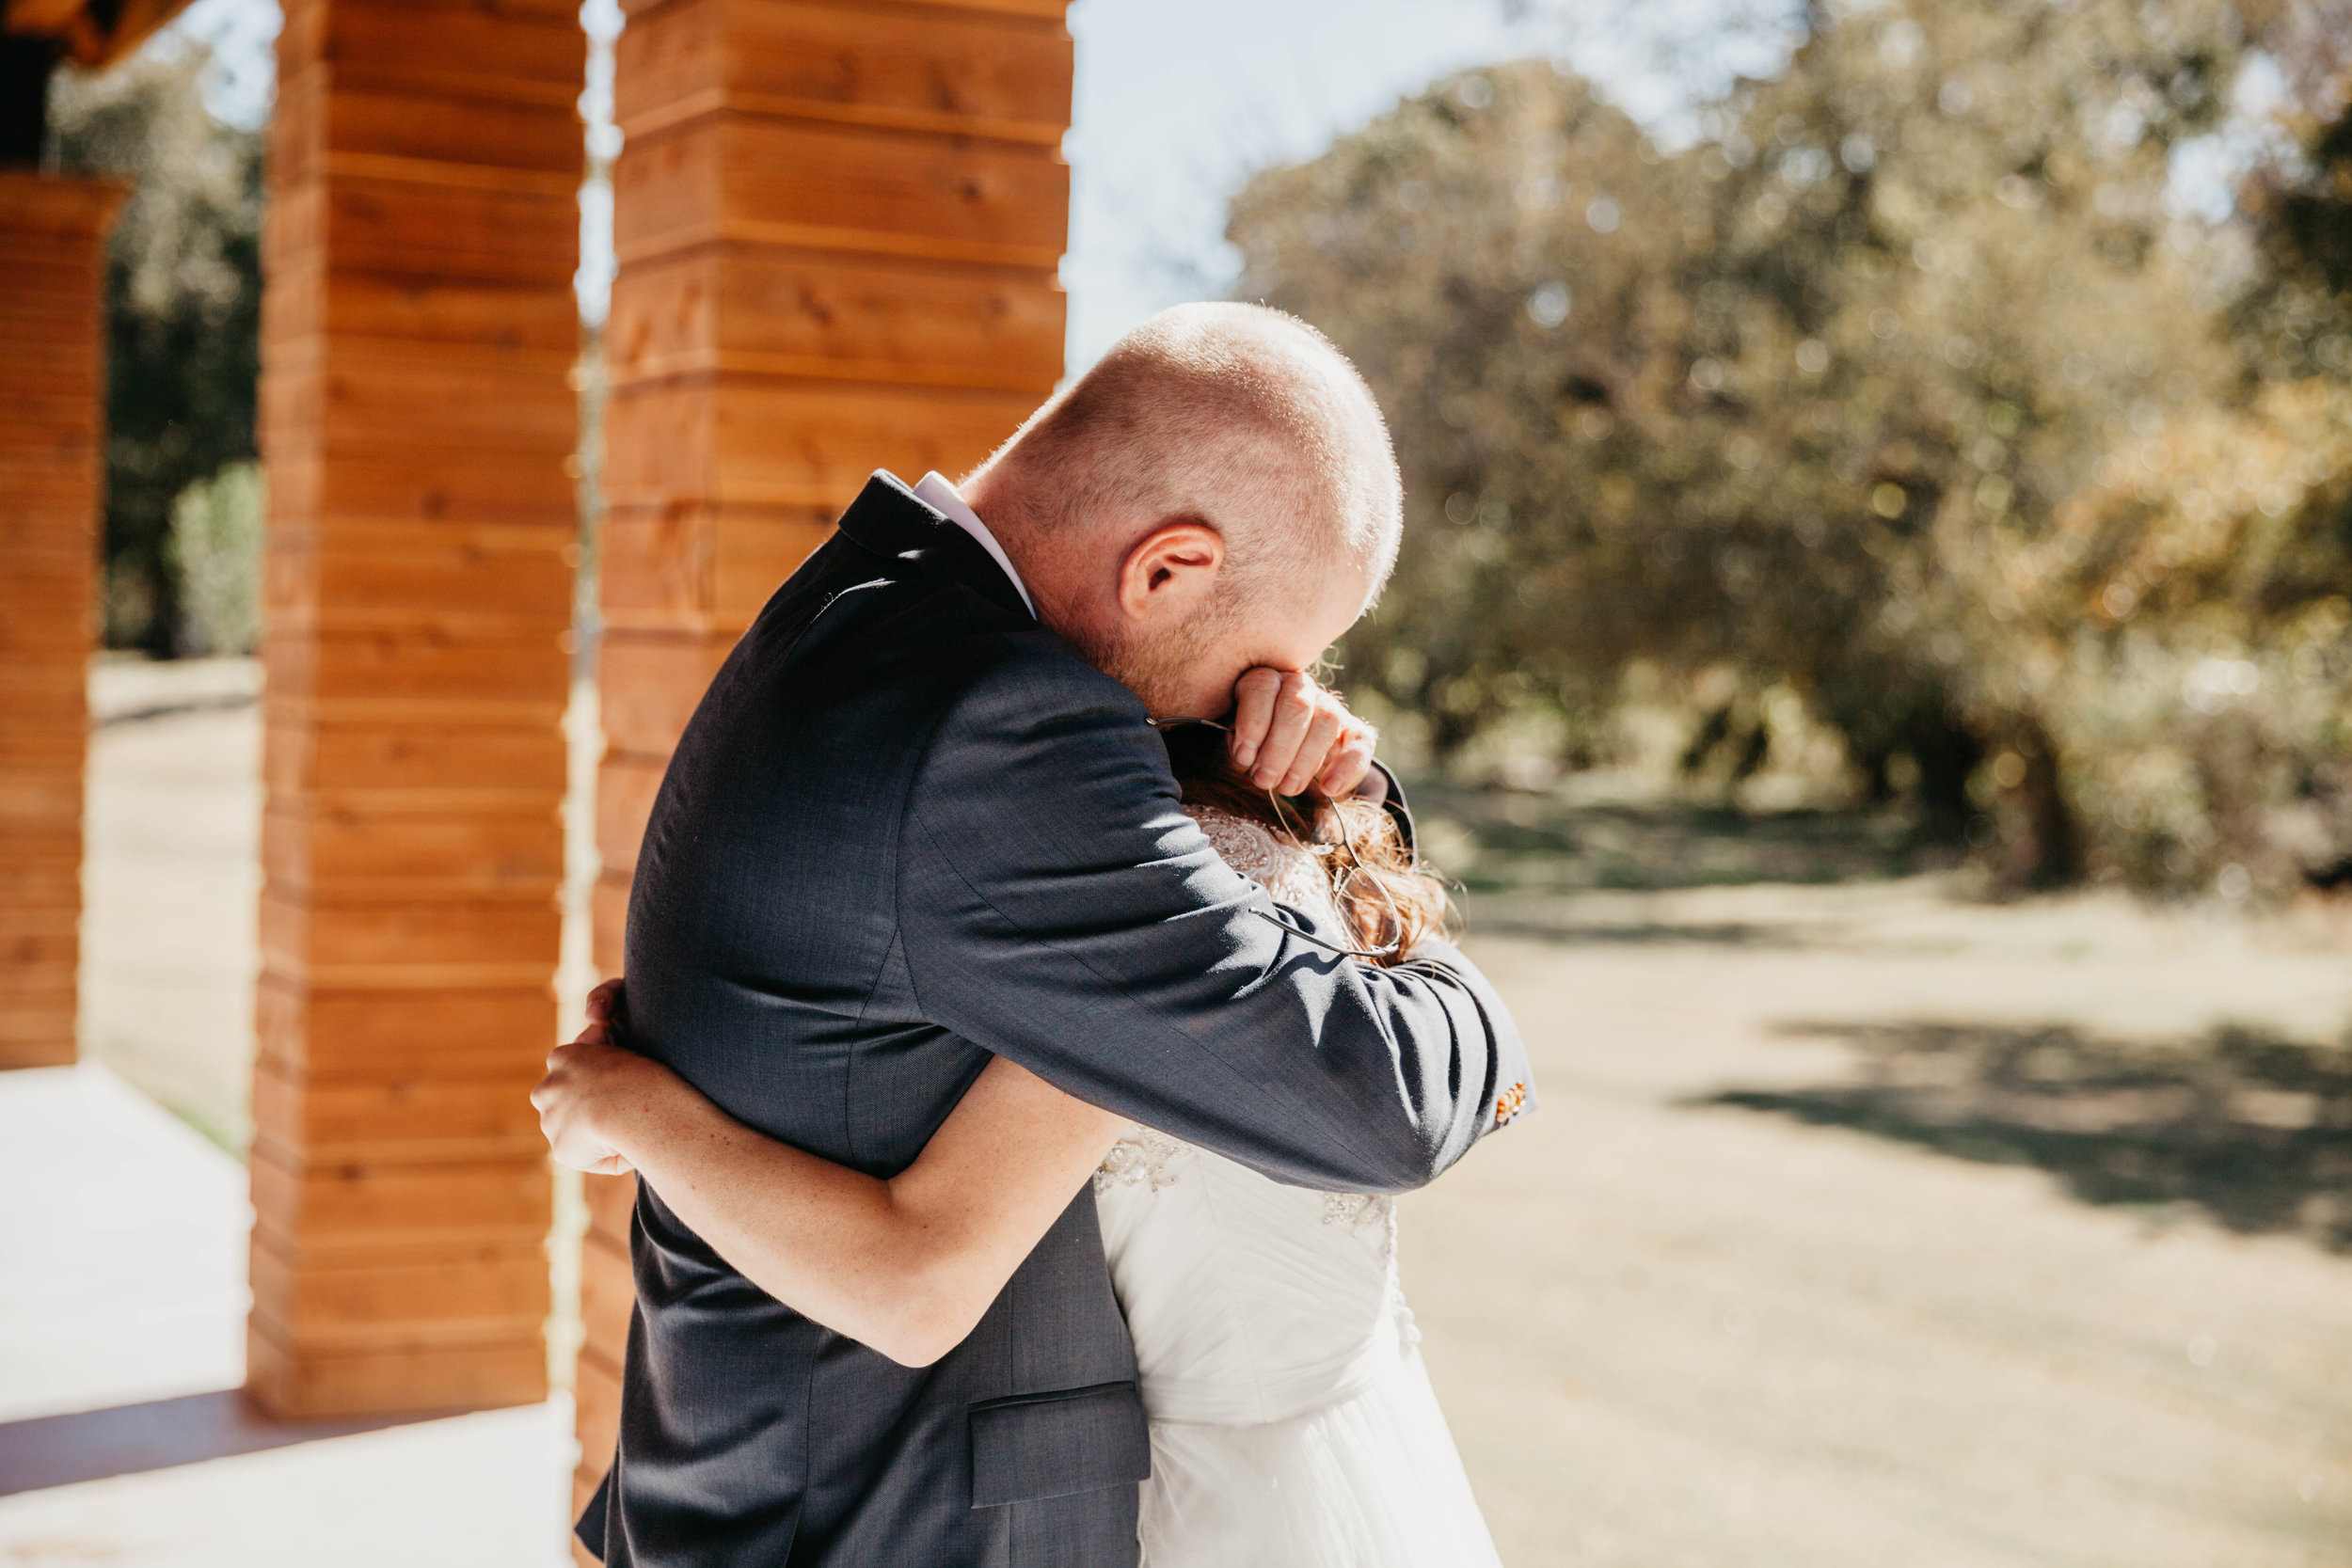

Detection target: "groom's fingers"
[1227, 668, 1379, 797]
[1227, 668, 1377, 797]
[1246, 673, 1319, 789]
[1227, 668, 1284, 771]
[1274, 706, 1344, 796]
[1313, 722, 1377, 799]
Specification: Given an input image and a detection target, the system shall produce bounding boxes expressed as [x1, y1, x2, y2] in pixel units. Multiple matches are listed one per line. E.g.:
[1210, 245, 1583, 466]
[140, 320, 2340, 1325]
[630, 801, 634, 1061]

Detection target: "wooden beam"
[0, 171, 120, 1070]
[575, 0, 1073, 1537]
[247, 0, 583, 1420]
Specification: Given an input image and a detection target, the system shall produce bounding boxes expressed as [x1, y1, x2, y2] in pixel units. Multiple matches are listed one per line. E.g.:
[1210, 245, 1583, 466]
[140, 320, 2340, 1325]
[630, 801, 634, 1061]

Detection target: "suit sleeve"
[894, 640, 1534, 1195]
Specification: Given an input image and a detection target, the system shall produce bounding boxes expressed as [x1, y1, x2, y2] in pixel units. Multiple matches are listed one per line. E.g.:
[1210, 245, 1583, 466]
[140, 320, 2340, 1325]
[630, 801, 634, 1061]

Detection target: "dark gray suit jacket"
[580, 473, 1533, 1568]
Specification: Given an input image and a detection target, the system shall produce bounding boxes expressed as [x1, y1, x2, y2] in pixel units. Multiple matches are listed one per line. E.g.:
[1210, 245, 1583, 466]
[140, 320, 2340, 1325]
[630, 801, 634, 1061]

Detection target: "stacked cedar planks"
[0, 173, 121, 1071]
[575, 0, 1073, 1541]
[248, 0, 585, 1418]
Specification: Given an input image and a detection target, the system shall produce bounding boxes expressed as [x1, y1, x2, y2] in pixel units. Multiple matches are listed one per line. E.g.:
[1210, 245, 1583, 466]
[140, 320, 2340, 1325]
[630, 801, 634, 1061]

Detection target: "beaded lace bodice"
[1090, 804, 1413, 1426]
[1184, 804, 1343, 926]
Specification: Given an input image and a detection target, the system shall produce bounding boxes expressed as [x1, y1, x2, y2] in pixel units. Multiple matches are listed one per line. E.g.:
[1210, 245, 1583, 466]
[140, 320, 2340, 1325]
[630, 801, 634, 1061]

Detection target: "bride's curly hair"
[1159, 721, 1454, 964]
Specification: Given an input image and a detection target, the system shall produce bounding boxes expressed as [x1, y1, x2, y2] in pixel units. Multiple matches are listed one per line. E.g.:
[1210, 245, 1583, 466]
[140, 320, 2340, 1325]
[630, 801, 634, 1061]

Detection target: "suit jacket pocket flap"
[968, 1380, 1151, 1509]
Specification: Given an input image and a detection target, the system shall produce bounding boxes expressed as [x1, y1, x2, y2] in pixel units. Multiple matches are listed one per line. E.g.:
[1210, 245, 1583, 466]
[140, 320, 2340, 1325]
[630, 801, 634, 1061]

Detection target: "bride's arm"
[533, 1001, 1126, 1370]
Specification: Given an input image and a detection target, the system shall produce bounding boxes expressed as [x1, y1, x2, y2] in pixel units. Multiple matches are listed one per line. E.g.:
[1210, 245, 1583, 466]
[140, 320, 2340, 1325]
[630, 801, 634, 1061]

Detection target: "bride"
[535, 721, 1505, 1567]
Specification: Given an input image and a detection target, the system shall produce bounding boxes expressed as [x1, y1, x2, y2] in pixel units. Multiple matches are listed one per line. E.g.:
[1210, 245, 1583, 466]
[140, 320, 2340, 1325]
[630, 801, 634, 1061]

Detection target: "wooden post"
[0, 173, 121, 1071]
[246, 0, 585, 1418]
[574, 0, 1073, 1537]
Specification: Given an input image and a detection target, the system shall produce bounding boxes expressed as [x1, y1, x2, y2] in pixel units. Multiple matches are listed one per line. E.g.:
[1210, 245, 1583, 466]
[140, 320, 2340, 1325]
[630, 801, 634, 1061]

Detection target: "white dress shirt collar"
[910, 470, 1037, 620]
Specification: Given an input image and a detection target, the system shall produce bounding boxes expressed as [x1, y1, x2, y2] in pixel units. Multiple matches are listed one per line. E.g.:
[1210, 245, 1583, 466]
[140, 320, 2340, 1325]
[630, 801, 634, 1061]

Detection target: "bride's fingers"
[535, 1081, 625, 1174]
[585, 977, 623, 1024]
[532, 1060, 580, 1111]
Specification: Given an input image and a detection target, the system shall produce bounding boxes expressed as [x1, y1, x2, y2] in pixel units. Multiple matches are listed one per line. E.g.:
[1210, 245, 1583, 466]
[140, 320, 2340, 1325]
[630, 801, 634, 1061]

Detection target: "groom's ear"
[1116, 518, 1224, 622]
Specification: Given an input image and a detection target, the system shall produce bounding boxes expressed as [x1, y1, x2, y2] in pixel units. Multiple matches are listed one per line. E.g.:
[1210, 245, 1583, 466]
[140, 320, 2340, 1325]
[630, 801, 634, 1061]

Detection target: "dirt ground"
[75, 660, 2352, 1565]
[1404, 787, 2352, 1567]
[80, 657, 263, 1152]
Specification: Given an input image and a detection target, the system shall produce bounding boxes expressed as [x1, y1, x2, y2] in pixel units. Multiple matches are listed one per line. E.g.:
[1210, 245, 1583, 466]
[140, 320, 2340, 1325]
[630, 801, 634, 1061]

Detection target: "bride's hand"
[533, 1012, 663, 1177]
[1227, 668, 1378, 799]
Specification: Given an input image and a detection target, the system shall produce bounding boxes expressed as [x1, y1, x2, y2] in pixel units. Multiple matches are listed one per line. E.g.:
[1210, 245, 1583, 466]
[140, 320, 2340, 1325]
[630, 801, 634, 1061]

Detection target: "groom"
[576, 305, 1534, 1567]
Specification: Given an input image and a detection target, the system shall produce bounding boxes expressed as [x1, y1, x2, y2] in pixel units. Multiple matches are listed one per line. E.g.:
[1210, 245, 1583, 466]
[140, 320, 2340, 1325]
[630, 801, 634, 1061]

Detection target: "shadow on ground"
[0, 1391, 435, 1496]
[1702, 1020, 2352, 1250]
[1405, 784, 1963, 896]
[1466, 916, 1794, 945]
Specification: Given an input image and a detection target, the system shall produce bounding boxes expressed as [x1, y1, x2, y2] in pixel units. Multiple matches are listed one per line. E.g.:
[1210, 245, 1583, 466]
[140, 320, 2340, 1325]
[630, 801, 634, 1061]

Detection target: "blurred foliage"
[167, 459, 263, 656]
[2230, 3, 2352, 381]
[1981, 384, 2352, 895]
[1232, 0, 2352, 895]
[50, 46, 262, 656]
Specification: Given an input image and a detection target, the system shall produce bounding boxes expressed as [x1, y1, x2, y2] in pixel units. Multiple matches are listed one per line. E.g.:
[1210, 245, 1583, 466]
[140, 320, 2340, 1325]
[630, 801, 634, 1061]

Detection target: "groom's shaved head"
[972, 303, 1402, 613]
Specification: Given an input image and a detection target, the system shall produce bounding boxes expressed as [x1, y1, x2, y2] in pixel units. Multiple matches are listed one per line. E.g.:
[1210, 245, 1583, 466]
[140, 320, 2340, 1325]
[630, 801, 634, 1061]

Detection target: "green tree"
[49, 46, 263, 656]
[1232, 0, 2266, 887]
[167, 459, 263, 656]
[1992, 384, 2352, 895]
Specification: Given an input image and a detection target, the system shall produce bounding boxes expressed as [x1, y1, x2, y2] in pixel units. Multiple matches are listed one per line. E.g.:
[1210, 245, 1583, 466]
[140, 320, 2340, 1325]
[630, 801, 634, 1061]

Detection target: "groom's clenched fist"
[1226, 667, 1379, 800]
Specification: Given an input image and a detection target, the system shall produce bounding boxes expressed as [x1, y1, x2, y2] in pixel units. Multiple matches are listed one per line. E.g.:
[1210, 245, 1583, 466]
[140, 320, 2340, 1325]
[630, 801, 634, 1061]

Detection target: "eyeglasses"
[1150, 717, 1404, 960]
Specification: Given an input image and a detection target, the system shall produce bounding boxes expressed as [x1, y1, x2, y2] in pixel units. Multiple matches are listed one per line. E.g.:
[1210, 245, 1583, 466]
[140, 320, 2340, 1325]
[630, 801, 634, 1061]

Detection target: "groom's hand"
[1227, 668, 1378, 799]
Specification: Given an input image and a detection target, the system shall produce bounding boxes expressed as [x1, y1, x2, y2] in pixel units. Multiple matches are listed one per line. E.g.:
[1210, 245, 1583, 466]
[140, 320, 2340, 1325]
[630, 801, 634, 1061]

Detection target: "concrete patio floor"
[0, 1064, 575, 1566]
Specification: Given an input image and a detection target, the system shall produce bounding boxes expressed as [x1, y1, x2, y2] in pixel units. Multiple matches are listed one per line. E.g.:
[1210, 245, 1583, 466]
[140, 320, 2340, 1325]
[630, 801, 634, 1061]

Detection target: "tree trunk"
[1997, 719, 2084, 891]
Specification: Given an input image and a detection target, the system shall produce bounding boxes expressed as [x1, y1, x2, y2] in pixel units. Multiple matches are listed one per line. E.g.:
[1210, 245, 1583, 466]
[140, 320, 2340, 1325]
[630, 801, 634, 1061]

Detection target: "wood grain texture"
[248, 0, 581, 1420]
[619, 0, 1067, 22]
[248, 1148, 554, 1257]
[262, 717, 568, 800]
[258, 892, 563, 984]
[263, 525, 575, 639]
[262, 800, 566, 897]
[0, 172, 120, 1072]
[583, 1171, 638, 1251]
[614, 0, 1071, 144]
[596, 505, 834, 634]
[263, 451, 577, 530]
[595, 631, 736, 753]
[246, 1316, 548, 1419]
[591, 751, 670, 882]
[254, 975, 561, 1085]
[262, 627, 573, 706]
[572, 1338, 626, 1525]
[606, 245, 1063, 395]
[263, 267, 580, 354]
[265, 179, 580, 288]
[589, 873, 629, 979]
[249, 1231, 550, 1339]
[602, 377, 1039, 511]
[613, 112, 1067, 268]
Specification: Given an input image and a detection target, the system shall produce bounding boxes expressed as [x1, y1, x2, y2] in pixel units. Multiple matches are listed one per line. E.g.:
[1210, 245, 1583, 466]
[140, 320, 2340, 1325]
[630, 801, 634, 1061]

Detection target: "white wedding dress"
[1091, 806, 1505, 1568]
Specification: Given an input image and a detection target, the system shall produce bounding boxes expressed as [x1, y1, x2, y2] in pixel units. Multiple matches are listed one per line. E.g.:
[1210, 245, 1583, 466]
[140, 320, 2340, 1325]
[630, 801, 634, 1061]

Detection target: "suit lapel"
[834, 471, 1035, 622]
